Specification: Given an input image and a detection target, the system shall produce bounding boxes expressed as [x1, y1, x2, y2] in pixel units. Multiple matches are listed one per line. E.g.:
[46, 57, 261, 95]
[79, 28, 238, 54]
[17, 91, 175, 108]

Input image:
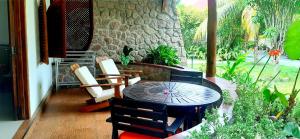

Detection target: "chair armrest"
[95, 77, 123, 81]
[98, 74, 131, 87]
[98, 74, 132, 77]
[166, 116, 185, 134]
[119, 70, 143, 74]
[80, 83, 122, 88]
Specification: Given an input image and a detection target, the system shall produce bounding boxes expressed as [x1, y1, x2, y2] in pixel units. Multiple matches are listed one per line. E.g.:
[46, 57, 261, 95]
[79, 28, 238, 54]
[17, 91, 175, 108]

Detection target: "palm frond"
[193, 0, 236, 42]
[241, 6, 260, 42]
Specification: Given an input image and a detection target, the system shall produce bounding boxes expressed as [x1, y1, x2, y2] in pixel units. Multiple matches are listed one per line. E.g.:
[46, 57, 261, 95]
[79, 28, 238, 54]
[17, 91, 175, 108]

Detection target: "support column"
[206, 0, 217, 77]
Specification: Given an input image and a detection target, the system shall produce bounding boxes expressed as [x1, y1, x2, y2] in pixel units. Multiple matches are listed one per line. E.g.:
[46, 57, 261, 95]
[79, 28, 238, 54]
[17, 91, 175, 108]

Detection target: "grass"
[188, 61, 300, 99]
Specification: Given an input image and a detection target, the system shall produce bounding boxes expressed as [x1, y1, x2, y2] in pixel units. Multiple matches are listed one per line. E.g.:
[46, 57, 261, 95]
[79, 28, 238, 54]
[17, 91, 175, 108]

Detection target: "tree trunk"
[206, 0, 217, 77]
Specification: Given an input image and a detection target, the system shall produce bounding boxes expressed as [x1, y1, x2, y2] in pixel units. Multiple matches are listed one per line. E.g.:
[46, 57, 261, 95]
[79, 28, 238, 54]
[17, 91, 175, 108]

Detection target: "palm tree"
[248, 0, 300, 51]
[194, 0, 237, 42]
[241, 6, 260, 42]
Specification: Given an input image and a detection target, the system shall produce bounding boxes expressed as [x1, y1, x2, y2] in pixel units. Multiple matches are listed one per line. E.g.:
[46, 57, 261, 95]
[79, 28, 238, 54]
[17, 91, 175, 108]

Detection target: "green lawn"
[188, 61, 300, 99]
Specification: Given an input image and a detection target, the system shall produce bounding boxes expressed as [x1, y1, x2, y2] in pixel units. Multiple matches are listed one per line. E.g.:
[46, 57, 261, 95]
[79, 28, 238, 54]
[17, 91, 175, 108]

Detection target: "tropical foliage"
[179, 0, 248, 60]
[177, 4, 207, 59]
[143, 45, 180, 66]
[248, 0, 300, 50]
[284, 19, 300, 60]
[193, 0, 238, 42]
[178, 0, 300, 61]
[221, 54, 246, 80]
[189, 55, 300, 138]
[216, 0, 247, 60]
[241, 6, 260, 42]
[120, 46, 133, 66]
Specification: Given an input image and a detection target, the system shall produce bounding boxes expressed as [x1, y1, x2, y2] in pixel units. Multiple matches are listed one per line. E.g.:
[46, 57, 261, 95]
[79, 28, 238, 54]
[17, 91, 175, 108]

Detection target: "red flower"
[268, 50, 281, 56]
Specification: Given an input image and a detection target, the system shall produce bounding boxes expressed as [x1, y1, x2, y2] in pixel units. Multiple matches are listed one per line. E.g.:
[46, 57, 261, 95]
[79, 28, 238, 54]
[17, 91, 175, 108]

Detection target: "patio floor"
[23, 88, 179, 139]
[23, 78, 236, 139]
[24, 88, 113, 139]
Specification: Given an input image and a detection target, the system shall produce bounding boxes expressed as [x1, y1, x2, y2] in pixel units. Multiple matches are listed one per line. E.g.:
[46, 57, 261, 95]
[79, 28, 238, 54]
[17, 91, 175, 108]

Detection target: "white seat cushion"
[120, 85, 125, 98]
[121, 77, 141, 85]
[128, 77, 141, 85]
[98, 59, 120, 84]
[98, 59, 141, 86]
[94, 88, 115, 103]
[74, 66, 102, 98]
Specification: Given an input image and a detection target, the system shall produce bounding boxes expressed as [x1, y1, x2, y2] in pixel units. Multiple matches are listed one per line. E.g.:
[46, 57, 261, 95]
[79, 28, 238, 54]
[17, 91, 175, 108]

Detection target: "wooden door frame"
[8, 0, 30, 120]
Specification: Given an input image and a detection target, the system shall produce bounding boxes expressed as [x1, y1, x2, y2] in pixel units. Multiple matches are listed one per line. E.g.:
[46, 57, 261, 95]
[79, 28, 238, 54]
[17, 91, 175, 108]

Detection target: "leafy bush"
[189, 55, 300, 138]
[248, 0, 300, 50]
[217, 47, 244, 61]
[177, 4, 207, 60]
[293, 102, 300, 119]
[222, 90, 234, 105]
[283, 122, 300, 138]
[143, 45, 180, 66]
[178, 0, 249, 61]
[217, 0, 247, 60]
[186, 44, 207, 60]
[120, 46, 133, 66]
[284, 19, 300, 60]
[221, 54, 246, 80]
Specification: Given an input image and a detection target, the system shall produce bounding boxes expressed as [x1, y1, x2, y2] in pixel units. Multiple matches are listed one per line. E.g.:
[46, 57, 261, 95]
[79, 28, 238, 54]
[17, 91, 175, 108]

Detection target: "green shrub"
[120, 46, 133, 66]
[221, 54, 246, 80]
[283, 122, 300, 138]
[222, 90, 234, 105]
[143, 45, 180, 66]
[177, 4, 207, 60]
[189, 56, 300, 138]
[186, 44, 207, 60]
[217, 0, 247, 61]
[284, 19, 300, 60]
[293, 103, 300, 119]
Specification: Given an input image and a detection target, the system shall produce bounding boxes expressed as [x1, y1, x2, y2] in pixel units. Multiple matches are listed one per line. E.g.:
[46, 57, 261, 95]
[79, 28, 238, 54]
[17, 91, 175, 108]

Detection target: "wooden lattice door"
[47, 0, 93, 58]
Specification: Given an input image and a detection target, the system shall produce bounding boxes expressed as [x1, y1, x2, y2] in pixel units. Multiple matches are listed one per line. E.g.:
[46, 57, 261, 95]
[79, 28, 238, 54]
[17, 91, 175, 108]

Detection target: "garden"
[176, 0, 300, 138]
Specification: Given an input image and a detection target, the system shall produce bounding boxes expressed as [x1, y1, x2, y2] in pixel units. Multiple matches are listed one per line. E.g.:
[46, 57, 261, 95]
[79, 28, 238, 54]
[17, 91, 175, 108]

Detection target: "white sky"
[179, 0, 207, 9]
[180, 0, 199, 5]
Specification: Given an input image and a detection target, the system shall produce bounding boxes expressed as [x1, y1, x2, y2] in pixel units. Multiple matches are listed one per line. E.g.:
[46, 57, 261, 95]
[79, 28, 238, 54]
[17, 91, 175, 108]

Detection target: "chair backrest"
[170, 70, 203, 84]
[110, 98, 169, 138]
[98, 59, 120, 84]
[72, 65, 102, 98]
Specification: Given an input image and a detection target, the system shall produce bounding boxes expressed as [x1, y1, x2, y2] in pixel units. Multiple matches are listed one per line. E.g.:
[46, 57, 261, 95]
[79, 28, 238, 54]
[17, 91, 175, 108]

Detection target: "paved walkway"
[187, 53, 300, 68]
[246, 55, 300, 67]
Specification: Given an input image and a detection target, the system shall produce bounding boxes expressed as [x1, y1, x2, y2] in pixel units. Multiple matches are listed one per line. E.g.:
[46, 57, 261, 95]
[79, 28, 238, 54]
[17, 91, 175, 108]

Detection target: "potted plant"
[120, 45, 133, 68]
[143, 44, 180, 67]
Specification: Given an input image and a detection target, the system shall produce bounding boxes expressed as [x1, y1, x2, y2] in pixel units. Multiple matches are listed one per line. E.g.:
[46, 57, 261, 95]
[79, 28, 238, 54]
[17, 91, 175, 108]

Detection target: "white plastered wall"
[25, 0, 53, 116]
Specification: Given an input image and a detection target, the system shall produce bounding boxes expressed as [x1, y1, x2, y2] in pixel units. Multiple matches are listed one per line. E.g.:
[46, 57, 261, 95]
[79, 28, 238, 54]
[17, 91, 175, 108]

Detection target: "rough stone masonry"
[90, 0, 187, 64]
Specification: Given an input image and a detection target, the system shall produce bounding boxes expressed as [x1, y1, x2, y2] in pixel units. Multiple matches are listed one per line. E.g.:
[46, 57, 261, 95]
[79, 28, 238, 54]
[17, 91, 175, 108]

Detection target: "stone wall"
[90, 0, 186, 64]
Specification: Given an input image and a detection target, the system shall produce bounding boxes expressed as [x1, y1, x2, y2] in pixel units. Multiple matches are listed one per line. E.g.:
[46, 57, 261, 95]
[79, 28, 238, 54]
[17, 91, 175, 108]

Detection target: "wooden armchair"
[70, 64, 123, 112]
[170, 70, 203, 84]
[109, 98, 185, 139]
[96, 58, 142, 87]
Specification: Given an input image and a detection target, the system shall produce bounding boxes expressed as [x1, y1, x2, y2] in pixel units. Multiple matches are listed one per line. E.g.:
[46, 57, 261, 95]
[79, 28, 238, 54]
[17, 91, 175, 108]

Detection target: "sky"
[179, 0, 208, 9]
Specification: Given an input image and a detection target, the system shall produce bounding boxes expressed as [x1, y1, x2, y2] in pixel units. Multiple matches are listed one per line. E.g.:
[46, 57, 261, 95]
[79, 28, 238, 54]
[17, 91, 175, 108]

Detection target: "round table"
[123, 81, 221, 107]
[123, 81, 222, 129]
